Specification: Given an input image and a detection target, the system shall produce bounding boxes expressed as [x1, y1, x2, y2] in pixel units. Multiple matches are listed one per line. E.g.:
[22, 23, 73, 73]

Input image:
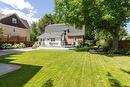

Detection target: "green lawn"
[0, 50, 130, 87]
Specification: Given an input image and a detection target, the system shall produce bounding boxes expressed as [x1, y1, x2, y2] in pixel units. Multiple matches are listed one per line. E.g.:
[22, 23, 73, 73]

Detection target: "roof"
[45, 24, 85, 36]
[21, 18, 30, 28]
[0, 13, 30, 29]
[45, 24, 69, 33]
[67, 26, 85, 36]
[0, 13, 5, 19]
[38, 32, 64, 38]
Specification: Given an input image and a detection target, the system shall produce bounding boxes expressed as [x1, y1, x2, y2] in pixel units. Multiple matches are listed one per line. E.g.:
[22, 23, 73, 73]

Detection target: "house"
[38, 24, 85, 47]
[0, 13, 30, 42]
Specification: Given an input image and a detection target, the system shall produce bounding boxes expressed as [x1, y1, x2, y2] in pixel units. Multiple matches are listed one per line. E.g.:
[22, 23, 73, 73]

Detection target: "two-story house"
[0, 13, 30, 42]
[38, 24, 85, 47]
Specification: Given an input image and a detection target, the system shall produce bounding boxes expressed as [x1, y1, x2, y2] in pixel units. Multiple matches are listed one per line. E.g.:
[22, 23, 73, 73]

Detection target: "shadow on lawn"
[107, 72, 122, 87]
[90, 52, 130, 58]
[0, 53, 42, 87]
[42, 79, 53, 87]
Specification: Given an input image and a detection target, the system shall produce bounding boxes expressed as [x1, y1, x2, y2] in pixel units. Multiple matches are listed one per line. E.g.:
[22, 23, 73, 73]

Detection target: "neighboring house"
[0, 13, 30, 42]
[38, 24, 85, 47]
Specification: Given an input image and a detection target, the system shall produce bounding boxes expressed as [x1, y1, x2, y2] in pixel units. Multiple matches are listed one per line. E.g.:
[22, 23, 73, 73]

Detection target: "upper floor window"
[12, 18, 17, 24]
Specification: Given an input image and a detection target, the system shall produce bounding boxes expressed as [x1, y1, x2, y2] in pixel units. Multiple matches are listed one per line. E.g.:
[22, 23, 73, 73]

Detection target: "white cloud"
[0, 0, 33, 10]
[0, 8, 40, 24]
[0, 0, 40, 24]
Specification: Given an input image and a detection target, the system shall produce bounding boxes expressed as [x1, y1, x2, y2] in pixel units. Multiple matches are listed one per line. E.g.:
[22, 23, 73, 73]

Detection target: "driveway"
[0, 47, 36, 56]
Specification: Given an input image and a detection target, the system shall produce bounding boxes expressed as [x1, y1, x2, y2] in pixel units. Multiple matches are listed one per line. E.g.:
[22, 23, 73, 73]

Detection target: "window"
[12, 18, 17, 24]
[51, 38, 55, 42]
[13, 27, 16, 32]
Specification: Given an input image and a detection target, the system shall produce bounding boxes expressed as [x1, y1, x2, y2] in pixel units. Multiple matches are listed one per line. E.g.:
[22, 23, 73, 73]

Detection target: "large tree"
[38, 14, 64, 34]
[55, 0, 130, 50]
[30, 22, 39, 42]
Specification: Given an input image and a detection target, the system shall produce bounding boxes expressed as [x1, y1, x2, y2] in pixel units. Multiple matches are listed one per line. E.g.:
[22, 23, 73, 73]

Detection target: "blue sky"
[0, 0, 54, 23]
[0, 0, 129, 34]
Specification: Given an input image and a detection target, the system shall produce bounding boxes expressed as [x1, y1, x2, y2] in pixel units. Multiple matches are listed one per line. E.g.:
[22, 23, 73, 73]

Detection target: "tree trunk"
[111, 26, 120, 50]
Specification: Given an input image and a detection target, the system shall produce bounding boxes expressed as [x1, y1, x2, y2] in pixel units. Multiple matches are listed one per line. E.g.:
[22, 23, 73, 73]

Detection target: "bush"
[75, 45, 90, 52]
[12, 43, 26, 49]
[1, 43, 12, 49]
[19, 43, 26, 48]
[107, 48, 130, 55]
[96, 40, 109, 48]
[32, 42, 38, 49]
[77, 40, 84, 48]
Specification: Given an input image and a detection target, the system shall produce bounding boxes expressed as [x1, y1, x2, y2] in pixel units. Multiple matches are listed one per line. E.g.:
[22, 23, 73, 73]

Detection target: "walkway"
[0, 48, 36, 56]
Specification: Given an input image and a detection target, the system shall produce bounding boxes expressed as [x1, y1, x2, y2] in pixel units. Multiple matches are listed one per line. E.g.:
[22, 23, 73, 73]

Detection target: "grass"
[0, 50, 130, 87]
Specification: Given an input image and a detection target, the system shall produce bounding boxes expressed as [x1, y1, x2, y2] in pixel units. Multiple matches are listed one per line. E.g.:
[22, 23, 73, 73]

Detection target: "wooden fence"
[118, 40, 130, 49]
[0, 35, 33, 47]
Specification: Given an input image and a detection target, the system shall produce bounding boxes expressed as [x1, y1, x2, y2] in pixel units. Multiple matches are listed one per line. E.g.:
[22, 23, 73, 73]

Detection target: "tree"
[55, 0, 130, 50]
[0, 27, 2, 34]
[38, 14, 64, 34]
[30, 22, 39, 42]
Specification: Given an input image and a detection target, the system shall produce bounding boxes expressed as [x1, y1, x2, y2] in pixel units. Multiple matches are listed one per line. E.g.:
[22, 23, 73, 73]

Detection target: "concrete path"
[0, 47, 70, 56]
[37, 47, 69, 50]
[0, 47, 36, 56]
[0, 63, 21, 76]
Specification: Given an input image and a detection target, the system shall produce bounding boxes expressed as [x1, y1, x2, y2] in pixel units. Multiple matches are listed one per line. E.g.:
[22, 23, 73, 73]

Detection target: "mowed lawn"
[0, 50, 130, 87]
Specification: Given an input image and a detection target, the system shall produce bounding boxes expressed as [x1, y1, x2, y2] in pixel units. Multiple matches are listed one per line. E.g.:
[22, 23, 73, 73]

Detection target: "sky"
[0, 0, 129, 34]
[0, 0, 55, 23]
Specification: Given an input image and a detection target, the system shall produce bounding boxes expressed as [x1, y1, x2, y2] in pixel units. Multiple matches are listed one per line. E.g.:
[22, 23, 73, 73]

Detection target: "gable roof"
[0, 13, 5, 19]
[45, 24, 69, 33]
[44, 24, 85, 36]
[38, 32, 64, 38]
[0, 13, 30, 29]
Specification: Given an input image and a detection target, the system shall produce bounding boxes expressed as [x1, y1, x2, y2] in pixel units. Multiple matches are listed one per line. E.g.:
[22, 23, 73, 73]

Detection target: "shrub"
[75, 45, 90, 52]
[107, 48, 130, 55]
[12, 43, 26, 48]
[77, 40, 84, 48]
[19, 43, 26, 48]
[32, 42, 38, 49]
[1, 43, 12, 49]
[12, 43, 20, 48]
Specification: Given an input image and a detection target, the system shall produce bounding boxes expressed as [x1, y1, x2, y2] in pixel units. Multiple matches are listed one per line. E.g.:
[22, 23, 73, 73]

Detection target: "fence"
[0, 35, 33, 47]
[118, 40, 130, 49]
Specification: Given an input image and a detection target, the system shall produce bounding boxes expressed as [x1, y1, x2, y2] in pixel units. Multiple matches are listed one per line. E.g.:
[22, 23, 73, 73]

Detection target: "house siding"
[0, 23, 30, 41]
[65, 36, 84, 45]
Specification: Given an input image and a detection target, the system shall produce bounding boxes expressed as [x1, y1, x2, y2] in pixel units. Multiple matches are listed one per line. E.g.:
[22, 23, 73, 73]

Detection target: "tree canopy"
[55, 0, 130, 50]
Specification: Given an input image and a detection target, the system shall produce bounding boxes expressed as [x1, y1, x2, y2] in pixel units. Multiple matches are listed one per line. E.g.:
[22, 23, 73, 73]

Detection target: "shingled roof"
[38, 24, 85, 39]
[0, 13, 5, 18]
[0, 13, 30, 29]
[45, 24, 85, 36]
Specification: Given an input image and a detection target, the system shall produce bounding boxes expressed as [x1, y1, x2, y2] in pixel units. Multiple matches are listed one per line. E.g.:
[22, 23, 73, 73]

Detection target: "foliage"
[32, 42, 38, 49]
[12, 43, 26, 48]
[0, 43, 12, 49]
[38, 14, 64, 34]
[77, 40, 84, 48]
[30, 22, 39, 42]
[55, 0, 130, 50]
[0, 43, 26, 49]
[108, 48, 130, 55]
[119, 27, 128, 40]
[0, 26, 3, 34]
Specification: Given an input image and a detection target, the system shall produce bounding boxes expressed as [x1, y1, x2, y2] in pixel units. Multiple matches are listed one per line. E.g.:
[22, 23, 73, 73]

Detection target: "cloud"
[0, 8, 40, 24]
[0, 0, 33, 10]
[0, 0, 40, 24]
